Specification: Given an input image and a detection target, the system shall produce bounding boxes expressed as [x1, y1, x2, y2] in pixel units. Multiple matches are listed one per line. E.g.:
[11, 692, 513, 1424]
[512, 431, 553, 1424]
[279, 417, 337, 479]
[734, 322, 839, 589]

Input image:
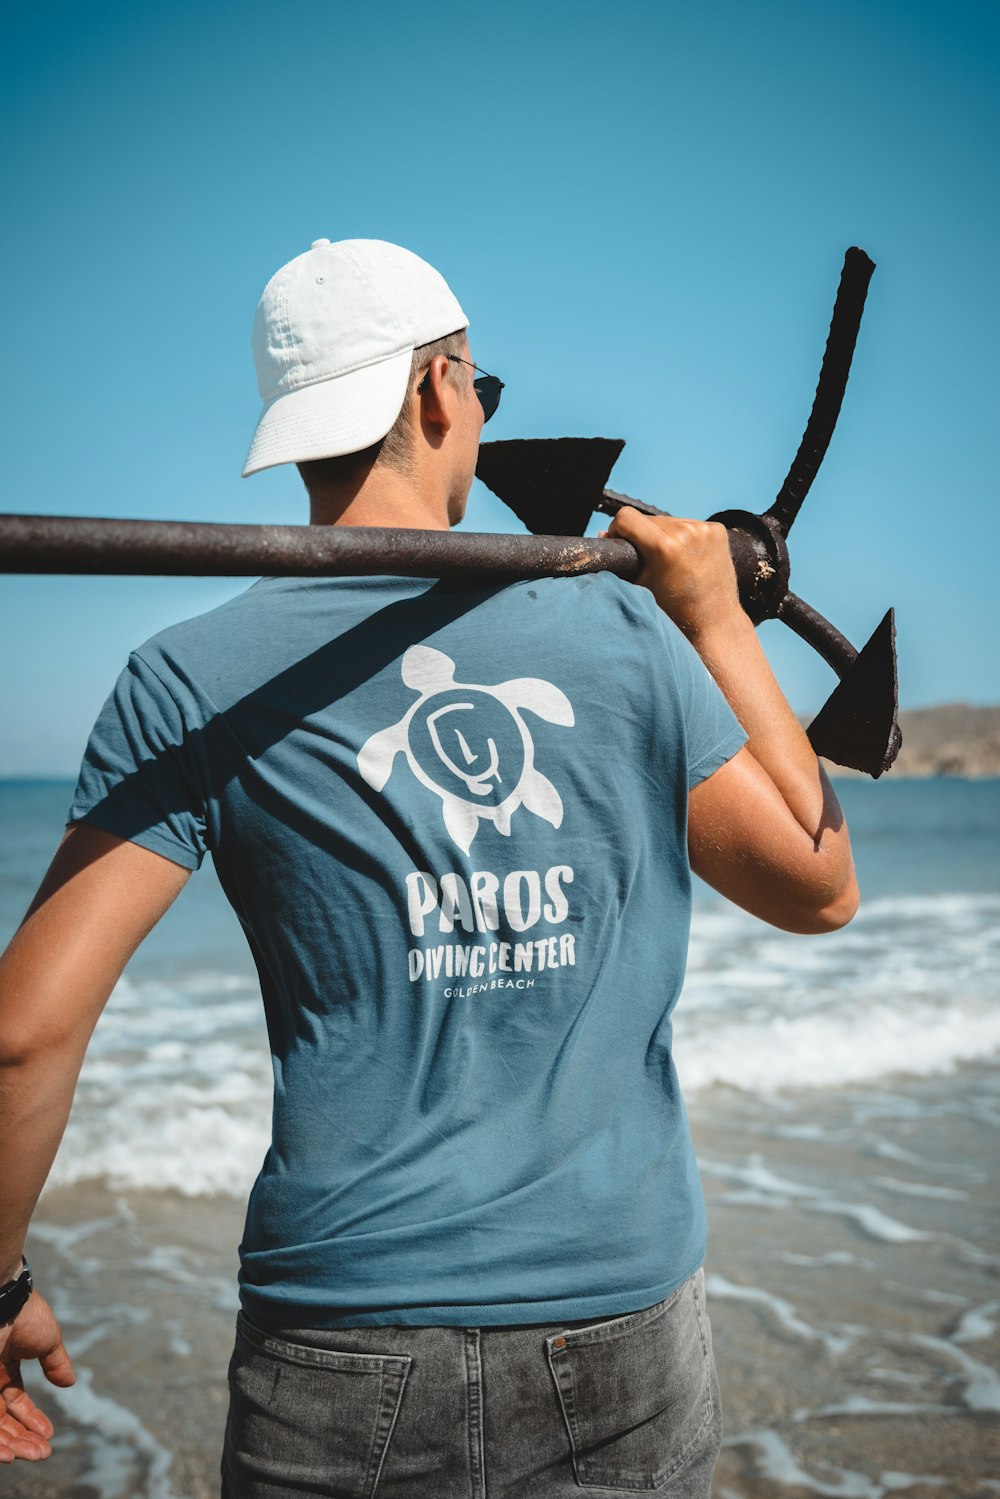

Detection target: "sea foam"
[677, 892, 1000, 1094]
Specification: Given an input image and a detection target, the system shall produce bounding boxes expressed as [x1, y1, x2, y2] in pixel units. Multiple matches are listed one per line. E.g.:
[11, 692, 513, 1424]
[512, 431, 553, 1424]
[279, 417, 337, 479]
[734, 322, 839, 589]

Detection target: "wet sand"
[696, 1065, 1000, 1498]
[6, 1064, 999, 1498]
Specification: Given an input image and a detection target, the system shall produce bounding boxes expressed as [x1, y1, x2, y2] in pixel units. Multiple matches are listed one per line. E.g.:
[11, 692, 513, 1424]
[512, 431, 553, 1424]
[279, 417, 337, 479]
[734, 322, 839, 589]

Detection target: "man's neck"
[309, 466, 453, 531]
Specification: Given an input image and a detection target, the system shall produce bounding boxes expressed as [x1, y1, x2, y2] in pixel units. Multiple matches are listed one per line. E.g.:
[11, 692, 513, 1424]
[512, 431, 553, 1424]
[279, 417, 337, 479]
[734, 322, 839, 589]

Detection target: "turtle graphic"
[357, 645, 574, 854]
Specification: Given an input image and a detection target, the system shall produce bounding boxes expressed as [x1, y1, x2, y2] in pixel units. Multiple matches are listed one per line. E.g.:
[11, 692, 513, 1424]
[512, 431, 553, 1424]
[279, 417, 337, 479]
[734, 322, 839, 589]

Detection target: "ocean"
[1, 776, 998, 1497]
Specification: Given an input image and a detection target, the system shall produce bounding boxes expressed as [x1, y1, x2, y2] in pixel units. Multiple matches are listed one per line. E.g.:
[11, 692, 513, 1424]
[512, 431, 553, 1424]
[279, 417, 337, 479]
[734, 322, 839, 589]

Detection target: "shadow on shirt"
[72, 576, 518, 878]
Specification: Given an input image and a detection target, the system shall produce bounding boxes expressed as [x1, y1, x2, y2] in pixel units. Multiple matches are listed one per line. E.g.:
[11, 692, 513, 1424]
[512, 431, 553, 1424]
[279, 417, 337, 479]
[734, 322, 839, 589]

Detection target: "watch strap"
[0, 1257, 33, 1327]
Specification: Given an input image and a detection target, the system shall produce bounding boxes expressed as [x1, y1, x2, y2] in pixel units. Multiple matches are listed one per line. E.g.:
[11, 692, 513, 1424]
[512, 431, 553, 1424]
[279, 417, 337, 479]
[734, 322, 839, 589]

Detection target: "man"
[0, 238, 858, 1494]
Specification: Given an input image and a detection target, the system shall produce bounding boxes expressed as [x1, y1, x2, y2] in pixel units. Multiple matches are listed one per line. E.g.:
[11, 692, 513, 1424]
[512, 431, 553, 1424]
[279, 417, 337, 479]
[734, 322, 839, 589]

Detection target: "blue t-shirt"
[69, 568, 747, 1328]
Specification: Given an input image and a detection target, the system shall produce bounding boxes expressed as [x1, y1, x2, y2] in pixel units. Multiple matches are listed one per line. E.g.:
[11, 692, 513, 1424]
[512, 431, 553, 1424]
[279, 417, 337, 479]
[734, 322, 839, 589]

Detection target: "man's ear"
[417, 354, 455, 436]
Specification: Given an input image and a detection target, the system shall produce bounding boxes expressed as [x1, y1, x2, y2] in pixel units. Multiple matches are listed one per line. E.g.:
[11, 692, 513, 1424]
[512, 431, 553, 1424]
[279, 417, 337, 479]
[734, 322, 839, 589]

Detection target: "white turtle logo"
[357, 645, 574, 854]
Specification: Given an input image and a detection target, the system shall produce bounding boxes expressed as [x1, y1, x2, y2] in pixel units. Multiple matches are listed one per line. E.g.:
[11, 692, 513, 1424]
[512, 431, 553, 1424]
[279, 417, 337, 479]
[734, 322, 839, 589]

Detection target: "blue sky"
[2, 0, 997, 775]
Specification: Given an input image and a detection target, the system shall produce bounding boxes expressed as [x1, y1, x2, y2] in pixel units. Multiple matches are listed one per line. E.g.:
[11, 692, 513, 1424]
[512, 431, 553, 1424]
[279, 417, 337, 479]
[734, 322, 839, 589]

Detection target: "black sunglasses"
[418, 355, 504, 422]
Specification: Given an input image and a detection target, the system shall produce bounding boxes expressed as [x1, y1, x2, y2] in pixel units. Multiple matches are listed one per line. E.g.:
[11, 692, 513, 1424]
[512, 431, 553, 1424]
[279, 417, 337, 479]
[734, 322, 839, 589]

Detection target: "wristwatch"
[0, 1258, 33, 1326]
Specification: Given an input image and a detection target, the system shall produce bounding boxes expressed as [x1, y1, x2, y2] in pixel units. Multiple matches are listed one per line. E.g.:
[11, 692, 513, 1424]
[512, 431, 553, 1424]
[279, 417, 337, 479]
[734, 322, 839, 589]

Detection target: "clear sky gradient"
[2, 0, 997, 775]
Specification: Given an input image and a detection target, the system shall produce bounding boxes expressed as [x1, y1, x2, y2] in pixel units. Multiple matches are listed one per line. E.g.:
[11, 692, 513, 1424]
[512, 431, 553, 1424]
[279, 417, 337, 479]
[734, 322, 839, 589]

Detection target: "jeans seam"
[548, 1348, 583, 1484]
[235, 1312, 411, 1375]
[464, 1329, 487, 1499]
[365, 1364, 410, 1497]
[692, 1278, 711, 1363]
[545, 1275, 692, 1354]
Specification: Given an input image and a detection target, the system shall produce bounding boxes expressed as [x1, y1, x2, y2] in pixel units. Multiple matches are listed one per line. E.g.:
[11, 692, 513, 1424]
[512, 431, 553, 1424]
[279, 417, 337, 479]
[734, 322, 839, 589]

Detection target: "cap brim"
[242, 348, 413, 476]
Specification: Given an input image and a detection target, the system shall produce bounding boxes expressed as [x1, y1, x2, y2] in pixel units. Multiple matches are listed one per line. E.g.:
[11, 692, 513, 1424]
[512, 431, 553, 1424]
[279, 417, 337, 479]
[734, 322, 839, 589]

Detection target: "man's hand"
[0, 1292, 75, 1463]
[600, 509, 743, 642]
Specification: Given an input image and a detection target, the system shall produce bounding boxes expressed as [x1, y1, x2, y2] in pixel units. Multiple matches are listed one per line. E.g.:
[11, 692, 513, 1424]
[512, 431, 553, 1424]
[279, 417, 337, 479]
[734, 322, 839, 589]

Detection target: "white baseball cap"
[242, 238, 468, 476]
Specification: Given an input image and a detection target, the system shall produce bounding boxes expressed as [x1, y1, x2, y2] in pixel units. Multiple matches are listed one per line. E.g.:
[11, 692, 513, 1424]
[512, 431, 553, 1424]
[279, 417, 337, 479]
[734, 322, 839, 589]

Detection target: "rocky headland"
[808, 702, 1000, 777]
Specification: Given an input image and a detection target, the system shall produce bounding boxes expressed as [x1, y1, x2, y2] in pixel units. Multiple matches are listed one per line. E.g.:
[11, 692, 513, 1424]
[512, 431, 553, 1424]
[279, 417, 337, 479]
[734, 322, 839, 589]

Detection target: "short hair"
[297, 328, 468, 493]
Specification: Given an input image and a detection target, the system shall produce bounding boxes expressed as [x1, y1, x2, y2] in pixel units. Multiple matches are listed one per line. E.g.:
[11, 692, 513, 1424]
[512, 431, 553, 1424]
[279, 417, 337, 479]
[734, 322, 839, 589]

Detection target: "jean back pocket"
[545, 1270, 717, 1491]
[225, 1313, 412, 1498]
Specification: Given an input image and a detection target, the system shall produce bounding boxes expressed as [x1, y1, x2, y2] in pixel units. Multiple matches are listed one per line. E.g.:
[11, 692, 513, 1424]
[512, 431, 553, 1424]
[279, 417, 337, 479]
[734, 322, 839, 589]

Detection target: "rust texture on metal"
[0, 512, 641, 583]
[703, 507, 791, 624]
[778, 590, 857, 675]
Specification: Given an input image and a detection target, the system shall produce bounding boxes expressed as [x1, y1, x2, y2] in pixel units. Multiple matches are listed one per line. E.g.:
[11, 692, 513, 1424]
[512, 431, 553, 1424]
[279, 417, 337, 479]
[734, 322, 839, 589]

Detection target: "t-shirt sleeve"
[650, 604, 749, 792]
[67, 650, 208, 871]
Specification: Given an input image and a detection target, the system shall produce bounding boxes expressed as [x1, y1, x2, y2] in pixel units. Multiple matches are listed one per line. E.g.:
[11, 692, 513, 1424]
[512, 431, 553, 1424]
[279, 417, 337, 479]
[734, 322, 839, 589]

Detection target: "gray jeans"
[221, 1266, 722, 1498]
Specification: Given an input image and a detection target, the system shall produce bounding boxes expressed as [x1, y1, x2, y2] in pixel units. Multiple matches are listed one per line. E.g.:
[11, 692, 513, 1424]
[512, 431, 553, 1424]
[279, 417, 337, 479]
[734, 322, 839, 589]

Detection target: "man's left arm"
[0, 824, 189, 1463]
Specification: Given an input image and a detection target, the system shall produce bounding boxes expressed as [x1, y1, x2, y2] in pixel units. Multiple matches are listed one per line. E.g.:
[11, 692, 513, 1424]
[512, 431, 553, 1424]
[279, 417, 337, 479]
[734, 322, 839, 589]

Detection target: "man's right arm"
[603, 507, 859, 934]
[0, 824, 189, 1462]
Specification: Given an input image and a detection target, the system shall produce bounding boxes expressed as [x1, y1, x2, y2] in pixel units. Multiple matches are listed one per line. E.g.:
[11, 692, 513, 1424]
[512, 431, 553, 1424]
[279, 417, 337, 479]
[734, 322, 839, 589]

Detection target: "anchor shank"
[778, 591, 858, 678]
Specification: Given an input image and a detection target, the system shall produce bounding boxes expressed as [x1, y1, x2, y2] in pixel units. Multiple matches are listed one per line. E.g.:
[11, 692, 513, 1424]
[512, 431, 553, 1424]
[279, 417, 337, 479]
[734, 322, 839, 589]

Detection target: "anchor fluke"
[475, 437, 626, 536]
[804, 610, 901, 777]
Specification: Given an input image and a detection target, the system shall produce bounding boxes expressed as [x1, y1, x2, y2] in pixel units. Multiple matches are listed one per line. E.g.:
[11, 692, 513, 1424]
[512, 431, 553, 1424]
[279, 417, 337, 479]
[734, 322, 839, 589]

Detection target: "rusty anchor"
[0, 250, 899, 777]
[475, 248, 901, 778]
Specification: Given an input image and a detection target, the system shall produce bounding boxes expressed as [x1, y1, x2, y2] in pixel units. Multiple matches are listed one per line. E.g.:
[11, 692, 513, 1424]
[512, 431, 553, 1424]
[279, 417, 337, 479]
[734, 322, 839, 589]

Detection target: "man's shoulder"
[126, 570, 676, 696]
[540, 569, 675, 636]
[113, 582, 290, 720]
[131, 580, 278, 668]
